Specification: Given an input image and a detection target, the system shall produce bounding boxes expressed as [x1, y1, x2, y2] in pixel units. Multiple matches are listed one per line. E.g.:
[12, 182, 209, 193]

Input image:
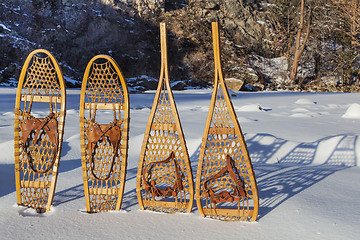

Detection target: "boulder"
[224, 78, 244, 91]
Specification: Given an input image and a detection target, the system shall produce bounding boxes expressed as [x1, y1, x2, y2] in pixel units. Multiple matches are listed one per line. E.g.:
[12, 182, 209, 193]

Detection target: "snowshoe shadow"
[58, 158, 82, 174]
[60, 141, 71, 159]
[125, 166, 139, 182]
[0, 164, 15, 197]
[189, 133, 357, 220]
[121, 189, 138, 211]
[52, 184, 84, 207]
[189, 144, 201, 212]
[255, 163, 348, 220]
[246, 133, 359, 166]
[121, 167, 140, 211]
[247, 133, 358, 220]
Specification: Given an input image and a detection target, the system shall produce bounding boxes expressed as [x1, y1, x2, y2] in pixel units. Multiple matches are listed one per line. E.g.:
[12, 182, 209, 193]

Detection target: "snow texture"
[342, 103, 360, 119]
[0, 88, 360, 239]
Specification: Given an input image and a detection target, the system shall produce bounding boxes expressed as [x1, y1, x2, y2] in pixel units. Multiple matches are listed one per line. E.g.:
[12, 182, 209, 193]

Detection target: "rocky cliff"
[0, 0, 273, 90]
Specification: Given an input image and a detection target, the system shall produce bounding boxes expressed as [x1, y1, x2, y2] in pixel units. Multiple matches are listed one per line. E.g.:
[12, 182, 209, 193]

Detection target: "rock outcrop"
[0, 0, 272, 90]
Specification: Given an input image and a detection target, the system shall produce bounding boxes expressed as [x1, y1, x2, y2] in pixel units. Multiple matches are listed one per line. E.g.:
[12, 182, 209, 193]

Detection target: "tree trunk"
[314, 41, 321, 79]
[290, 50, 302, 83]
[289, 0, 312, 83]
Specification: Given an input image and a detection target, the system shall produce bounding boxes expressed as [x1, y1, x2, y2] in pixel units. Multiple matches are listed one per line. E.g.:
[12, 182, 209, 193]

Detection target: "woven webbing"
[22, 54, 61, 97]
[86, 61, 124, 104]
[137, 23, 194, 214]
[14, 49, 65, 212]
[139, 81, 191, 213]
[80, 55, 129, 213]
[196, 23, 258, 221]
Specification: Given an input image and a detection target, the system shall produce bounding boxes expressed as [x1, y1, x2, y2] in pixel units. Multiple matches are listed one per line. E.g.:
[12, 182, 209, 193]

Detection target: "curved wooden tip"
[87, 54, 117, 65]
[28, 49, 53, 57]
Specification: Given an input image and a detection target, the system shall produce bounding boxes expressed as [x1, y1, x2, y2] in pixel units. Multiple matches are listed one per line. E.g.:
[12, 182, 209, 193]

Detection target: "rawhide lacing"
[87, 103, 121, 180]
[142, 152, 183, 198]
[20, 97, 59, 173]
[204, 155, 246, 205]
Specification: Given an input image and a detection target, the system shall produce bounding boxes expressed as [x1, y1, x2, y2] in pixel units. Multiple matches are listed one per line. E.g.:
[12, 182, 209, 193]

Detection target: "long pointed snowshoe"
[195, 23, 259, 221]
[136, 22, 194, 213]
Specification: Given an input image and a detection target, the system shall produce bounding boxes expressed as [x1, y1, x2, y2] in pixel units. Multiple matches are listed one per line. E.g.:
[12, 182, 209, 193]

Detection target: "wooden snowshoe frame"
[14, 49, 66, 212]
[80, 55, 129, 213]
[195, 22, 259, 221]
[136, 22, 194, 213]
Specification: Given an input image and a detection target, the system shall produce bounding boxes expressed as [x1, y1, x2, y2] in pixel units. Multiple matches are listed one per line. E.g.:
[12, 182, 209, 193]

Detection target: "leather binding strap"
[142, 152, 183, 198]
[87, 119, 121, 180]
[21, 112, 58, 173]
[204, 155, 246, 205]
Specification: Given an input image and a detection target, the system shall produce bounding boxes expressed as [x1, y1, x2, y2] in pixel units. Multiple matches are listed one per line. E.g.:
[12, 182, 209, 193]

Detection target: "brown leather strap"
[87, 120, 121, 180]
[21, 112, 58, 173]
[142, 152, 183, 198]
[33, 113, 57, 145]
[225, 156, 246, 199]
[204, 155, 246, 204]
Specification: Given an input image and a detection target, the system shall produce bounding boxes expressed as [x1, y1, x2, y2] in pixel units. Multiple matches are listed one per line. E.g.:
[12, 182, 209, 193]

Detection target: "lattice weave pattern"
[199, 84, 256, 221]
[140, 81, 191, 213]
[86, 61, 124, 104]
[22, 55, 60, 97]
[16, 52, 63, 211]
[18, 142, 52, 210]
[82, 58, 127, 212]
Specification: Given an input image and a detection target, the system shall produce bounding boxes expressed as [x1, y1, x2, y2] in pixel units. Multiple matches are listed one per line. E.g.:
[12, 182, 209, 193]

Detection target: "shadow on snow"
[247, 133, 356, 220]
[185, 133, 356, 220]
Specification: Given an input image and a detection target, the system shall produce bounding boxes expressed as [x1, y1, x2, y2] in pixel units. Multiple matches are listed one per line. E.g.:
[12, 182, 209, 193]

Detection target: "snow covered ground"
[0, 87, 359, 239]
